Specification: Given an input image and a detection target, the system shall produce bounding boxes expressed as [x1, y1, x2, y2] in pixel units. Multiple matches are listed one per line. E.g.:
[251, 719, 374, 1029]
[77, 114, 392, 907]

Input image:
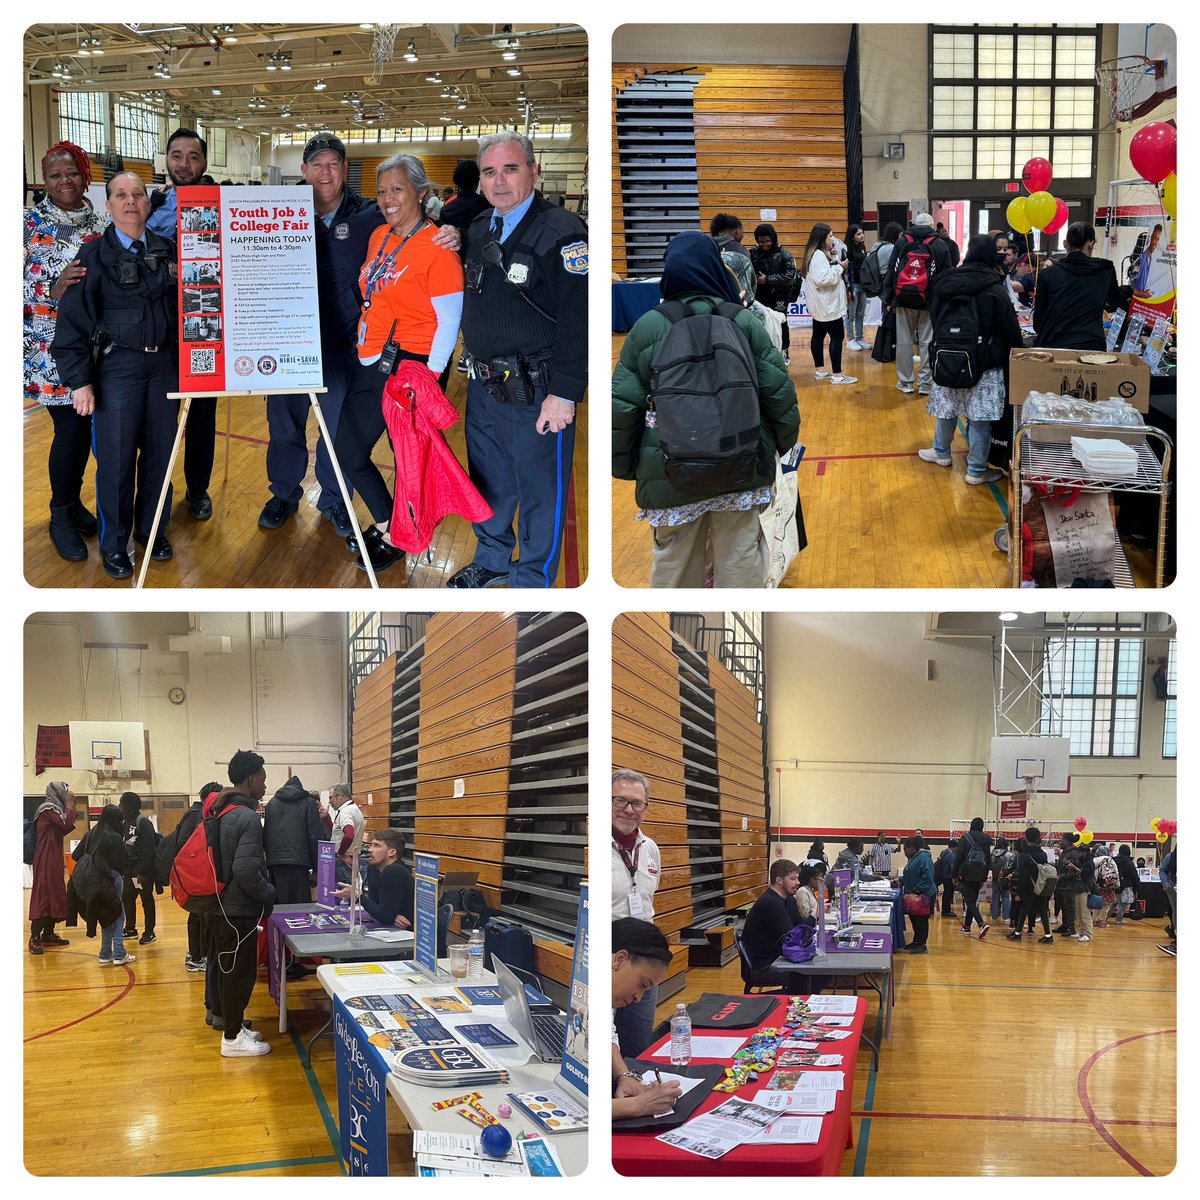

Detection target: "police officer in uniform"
[450, 131, 587, 589]
[51, 172, 178, 579]
[147, 127, 217, 522]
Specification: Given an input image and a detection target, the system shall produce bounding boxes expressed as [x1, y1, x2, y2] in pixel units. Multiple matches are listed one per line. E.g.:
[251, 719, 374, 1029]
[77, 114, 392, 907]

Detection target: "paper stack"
[1071, 437, 1139, 478]
[392, 1043, 508, 1087]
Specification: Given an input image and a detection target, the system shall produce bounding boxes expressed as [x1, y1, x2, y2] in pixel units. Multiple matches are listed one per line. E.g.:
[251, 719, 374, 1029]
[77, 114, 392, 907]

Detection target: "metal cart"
[1010, 419, 1173, 588]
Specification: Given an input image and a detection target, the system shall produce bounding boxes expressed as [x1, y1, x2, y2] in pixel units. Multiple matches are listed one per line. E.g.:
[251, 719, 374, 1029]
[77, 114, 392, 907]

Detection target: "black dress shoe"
[133, 531, 173, 561]
[259, 496, 298, 529]
[447, 562, 509, 589]
[102, 551, 134, 579]
[71, 501, 98, 537]
[355, 527, 405, 575]
[185, 491, 213, 521]
[345, 523, 386, 557]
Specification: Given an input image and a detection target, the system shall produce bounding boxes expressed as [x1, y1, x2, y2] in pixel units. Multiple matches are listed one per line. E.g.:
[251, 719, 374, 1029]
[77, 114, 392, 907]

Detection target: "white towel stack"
[1071, 437, 1139, 478]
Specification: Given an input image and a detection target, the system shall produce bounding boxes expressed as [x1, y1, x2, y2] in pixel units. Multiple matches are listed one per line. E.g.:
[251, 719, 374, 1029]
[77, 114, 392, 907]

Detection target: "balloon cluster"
[1077, 829, 1094, 845]
[1130, 123, 1177, 221]
[1006, 158, 1068, 236]
[1151, 816, 1177, 844]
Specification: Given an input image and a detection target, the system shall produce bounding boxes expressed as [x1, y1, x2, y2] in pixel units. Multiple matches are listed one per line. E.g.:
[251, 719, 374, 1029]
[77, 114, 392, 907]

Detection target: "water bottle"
[467, 927, 485, 979]
[669, 1003, 692, 1066]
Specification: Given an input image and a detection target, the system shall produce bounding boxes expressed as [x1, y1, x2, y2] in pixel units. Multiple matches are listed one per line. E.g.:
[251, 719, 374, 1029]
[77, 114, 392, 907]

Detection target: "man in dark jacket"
[938, 841, 958, 917]
[118, 792, 158, 944]
[439, 158, 490, 239]
[262, 775, 324, 903]
[333, 828, 415, 928]
[1053, 833, 1078, 936]
[953, 817, 994, 938]
[750, 223, 798, 362]
[1032, 222, 1123, 350]
[1061, 833, 1096, 943]
[1008, 826, 1054, 942]
[206, 749, 277, 1058]
[1114, 844, 1140, 923]
[740, 859, 806, 992]
[884, 212, 955, 394]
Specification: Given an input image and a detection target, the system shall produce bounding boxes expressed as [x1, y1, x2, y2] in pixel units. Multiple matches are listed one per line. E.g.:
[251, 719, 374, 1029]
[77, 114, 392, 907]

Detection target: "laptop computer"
[493, 955, 566, 1064]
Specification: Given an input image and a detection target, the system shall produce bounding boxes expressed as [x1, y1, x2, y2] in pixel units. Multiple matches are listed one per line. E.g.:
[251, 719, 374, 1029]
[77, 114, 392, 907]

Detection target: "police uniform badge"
[561, 241, 588, 274]
[334, 222, 350, 240]
[167, 261, 177, 278]
[507, 262, 530, 285]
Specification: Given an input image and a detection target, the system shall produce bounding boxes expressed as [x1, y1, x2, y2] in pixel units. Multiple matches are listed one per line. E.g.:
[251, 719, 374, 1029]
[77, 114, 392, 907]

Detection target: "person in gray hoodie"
[262, 774, 324, 903]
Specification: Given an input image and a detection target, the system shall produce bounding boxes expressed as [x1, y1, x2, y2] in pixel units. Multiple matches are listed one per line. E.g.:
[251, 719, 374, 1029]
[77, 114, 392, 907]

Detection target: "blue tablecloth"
[612, 279, 662, 332]
[855, 889, 906, 949]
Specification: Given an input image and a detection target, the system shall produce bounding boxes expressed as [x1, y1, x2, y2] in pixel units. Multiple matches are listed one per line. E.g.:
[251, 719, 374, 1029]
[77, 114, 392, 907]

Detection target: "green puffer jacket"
[612, 293, 800, 511]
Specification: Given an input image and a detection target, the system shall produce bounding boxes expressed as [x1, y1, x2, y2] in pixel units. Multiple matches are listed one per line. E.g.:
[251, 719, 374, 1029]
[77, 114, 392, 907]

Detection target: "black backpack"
[483, 917, 535, 975]
[859, 244, 885, 298]
[931, 292, 986, 389]
[962, 833, 989, 883]
[648, 299, 762, 498]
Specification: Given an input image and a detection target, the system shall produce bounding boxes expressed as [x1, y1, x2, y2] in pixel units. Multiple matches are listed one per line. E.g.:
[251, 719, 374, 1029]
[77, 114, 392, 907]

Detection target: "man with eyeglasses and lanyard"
[611, 769, 662, 1058]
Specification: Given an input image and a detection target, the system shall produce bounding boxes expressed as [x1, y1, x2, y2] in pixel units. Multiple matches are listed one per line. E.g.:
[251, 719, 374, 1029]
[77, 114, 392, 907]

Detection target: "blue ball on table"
[480, 1123, 513, 1158]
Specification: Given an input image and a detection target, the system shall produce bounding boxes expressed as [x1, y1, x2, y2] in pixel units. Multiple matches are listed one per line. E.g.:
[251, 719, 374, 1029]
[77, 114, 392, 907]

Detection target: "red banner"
[1000, 798, 1028, 821]
[34, 724, 72, 776]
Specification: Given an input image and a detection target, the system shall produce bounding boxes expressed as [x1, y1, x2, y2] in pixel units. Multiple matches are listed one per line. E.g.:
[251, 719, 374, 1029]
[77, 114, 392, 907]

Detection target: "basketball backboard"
[987, 735, 1071, 794]
[68, 721, 147, 772]
[1115, 23, 1176, 117]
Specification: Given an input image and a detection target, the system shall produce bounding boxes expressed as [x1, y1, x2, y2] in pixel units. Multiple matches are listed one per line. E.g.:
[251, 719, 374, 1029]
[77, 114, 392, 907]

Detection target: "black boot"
[49, 504, 87, 561]
[72, 501, 98, 537]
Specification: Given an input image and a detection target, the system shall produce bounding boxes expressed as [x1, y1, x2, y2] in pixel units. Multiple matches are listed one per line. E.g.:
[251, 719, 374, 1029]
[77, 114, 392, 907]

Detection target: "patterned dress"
[23, 197, 107, 404]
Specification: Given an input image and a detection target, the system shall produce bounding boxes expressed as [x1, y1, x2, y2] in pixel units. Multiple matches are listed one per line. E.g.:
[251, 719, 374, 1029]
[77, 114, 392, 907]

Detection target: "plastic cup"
[448, 945, 469, 978]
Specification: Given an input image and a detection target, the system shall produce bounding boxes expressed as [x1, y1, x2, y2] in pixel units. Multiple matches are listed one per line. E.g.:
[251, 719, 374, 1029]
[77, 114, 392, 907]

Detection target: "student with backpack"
[842, 225, 870, 351]
[915, 235, 1024, 486]
[118, 792, 158, 945]
[611, 229, 800, 588]
[884, 211, 955, 395]
[1114, 844, 1139, 923]
[1092, 842, 1120, 928]
[953, 816, 994, 938]
[157, 781, 221, 973]
[1008, 826, 1055, 942]
[75, 804, 138, 965]
[799, 223, 856, 385]
[990, 837, 1016, 923]
[27, 781, 78, 956]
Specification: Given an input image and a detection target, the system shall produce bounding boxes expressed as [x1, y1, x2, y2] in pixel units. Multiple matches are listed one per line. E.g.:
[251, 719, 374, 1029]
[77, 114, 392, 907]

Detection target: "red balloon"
[1074, 816, 1087, 831]
[1044, 198, 1070, 236]
[1130, 123, 1177, 185]
[1022, 157, 1053, 193]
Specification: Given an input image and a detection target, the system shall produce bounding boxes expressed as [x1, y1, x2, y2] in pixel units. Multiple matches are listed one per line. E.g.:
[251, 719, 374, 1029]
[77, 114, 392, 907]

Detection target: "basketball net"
[367, 24, 401, 86]
[1096, 55, 1153, 124]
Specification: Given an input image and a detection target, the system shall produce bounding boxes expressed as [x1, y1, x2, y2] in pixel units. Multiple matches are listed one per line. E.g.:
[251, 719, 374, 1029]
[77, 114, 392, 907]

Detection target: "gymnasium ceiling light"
[404, 40, 418, 62]
[313, 78, 327, 90]
[998, 613, 1020, 622]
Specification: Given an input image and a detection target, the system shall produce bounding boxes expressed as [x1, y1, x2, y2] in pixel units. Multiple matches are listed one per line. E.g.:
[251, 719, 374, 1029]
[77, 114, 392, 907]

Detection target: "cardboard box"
[1010, 348, 1151, 447]
[1009, 348, 1151, 413]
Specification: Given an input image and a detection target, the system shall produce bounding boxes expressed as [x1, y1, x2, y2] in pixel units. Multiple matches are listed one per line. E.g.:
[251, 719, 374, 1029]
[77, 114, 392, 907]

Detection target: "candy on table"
[456, 1106, 492, 1129]
[433, 1091, 483, 1110]
[497, 1102, 513, 1119]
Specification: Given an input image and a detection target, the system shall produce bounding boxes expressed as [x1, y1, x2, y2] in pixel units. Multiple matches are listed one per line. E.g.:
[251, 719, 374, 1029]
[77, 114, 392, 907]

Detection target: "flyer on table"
[175, 184, 323, 394]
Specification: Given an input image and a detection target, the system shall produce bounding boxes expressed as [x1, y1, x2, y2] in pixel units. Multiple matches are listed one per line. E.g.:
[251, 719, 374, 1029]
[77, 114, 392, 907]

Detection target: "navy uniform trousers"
[183, 398, 216, 498]
[264, 346, 353, 512]
[91, 346, 178, 557]
[464, 378, 575, 588]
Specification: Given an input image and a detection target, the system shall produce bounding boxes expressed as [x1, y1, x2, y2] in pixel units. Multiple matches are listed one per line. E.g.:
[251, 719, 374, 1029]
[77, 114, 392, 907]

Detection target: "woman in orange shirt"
[336, 154, 464, 574]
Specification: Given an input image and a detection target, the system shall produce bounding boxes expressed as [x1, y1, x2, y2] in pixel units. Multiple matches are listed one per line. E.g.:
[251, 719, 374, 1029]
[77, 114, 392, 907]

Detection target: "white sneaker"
[814, 369, 831, 380]
[918, 448, 953, 467]
[111, 954, 136, 965]
[896, 382, 914, 393]
[221, 1027, 272, 1057]
[830, 374, 857, 384]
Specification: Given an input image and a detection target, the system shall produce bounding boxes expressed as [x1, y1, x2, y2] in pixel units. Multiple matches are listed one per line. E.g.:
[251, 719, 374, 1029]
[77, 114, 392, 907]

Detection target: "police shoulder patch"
[561, 240, 588, 274]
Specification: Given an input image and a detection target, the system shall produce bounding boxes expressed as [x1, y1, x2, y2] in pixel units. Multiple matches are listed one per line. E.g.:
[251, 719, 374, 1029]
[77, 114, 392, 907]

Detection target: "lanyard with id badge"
[359, 218, 427, 371]
[616, 838, 646, 918]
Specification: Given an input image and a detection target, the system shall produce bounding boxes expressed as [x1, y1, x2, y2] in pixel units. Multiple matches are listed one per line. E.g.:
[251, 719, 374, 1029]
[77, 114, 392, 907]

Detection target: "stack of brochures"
[392, 1044, 508, 1088]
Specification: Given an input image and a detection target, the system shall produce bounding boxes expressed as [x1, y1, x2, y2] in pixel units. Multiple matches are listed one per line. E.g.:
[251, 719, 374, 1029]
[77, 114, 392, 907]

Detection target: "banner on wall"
[174, 185, 323, 394]
[34, 725, 71, 775]
[1000, 798, 1028, 821]
[333, 995, 390, 1175]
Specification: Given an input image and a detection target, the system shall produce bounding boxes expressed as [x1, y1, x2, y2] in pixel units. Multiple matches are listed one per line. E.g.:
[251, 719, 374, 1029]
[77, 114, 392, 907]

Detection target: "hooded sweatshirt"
[927, 262, 1025, 371]
[263, 775, 325, 869]
[1032, 250, 1123, 350]
[749, 225, 797, 308]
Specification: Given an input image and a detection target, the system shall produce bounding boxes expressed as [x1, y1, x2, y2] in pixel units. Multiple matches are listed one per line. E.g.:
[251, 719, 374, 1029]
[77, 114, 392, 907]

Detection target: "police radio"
[378, 320, 400, 376]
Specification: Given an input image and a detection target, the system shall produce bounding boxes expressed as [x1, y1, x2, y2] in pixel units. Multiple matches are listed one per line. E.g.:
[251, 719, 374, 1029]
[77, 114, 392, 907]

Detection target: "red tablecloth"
[613, 995, 866, 1176]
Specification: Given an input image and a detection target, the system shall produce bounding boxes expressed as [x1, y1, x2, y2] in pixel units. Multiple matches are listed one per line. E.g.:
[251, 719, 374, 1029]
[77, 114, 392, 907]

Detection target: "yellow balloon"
[1078, 828, 1094, 844]
[1162, 173, 1177, 220]
[1026, 190, 1057, 229]
[1156, 831, 1169, 843]
[1006, 196, 1032, 234]
[1151, 817, 1161, 831]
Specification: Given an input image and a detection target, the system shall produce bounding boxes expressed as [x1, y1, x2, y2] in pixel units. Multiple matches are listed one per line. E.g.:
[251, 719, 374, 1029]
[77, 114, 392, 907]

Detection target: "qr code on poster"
[190, 347, 217, 375]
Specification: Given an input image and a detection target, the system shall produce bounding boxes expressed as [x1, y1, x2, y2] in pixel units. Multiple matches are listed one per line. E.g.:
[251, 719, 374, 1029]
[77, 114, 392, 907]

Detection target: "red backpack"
[170, 802, 235, 914]
[894, 234, 938, 308]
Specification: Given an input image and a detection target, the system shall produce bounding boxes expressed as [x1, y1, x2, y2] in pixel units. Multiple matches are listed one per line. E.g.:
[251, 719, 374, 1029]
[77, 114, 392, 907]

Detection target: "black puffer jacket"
[749, 227, 798, 309]
[263, 776, 324, 870]
[1015, 840, 1048, 894]
[928, 263, 1025, 372]
[1032, 251, 1123, 350]
[1116, 850, 1139, 891]
[210, 792, 276, 917]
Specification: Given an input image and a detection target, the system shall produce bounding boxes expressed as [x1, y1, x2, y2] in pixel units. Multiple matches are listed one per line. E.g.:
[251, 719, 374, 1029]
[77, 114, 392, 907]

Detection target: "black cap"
[303, 133, 347, 163]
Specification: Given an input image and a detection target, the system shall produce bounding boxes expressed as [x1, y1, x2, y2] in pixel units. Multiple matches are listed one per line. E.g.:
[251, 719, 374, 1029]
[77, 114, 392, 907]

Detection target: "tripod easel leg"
[223, 396, 232, 484]
[135, 396, 191, 590]
[309, 391, 378, 590]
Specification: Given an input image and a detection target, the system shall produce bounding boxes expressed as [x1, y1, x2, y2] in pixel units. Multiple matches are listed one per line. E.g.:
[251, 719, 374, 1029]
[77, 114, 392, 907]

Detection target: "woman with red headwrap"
[23, 141, 107, 562]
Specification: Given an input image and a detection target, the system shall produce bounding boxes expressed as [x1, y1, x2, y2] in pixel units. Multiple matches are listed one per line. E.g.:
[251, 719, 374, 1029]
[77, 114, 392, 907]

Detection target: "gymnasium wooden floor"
[23, 351, 588, 590]
[646, 907, 1176, 1176]
[611, 331, 1155, 588]
[23, 892, 415, 1176]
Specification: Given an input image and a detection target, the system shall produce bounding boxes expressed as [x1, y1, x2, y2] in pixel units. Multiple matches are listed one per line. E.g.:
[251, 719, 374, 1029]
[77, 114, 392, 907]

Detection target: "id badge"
[627, 891, 645, 919]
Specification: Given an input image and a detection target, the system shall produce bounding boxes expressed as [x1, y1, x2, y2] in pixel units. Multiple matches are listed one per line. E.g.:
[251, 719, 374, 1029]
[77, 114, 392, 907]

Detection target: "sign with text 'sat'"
[175, 185, 323, 394]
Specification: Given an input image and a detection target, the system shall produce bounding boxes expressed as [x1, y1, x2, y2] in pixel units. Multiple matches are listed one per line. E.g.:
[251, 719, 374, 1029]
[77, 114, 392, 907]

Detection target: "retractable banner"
[414, 852, 441, 979]
[559, 882, 589, 1096]
[174, 184, 323, 393]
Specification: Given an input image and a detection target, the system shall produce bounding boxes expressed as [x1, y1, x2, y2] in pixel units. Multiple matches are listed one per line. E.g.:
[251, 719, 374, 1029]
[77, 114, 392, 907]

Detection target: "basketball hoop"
[1096, 55, 1156, 123]
[96, 757, 116, 784]
[368, 24, 402, 86]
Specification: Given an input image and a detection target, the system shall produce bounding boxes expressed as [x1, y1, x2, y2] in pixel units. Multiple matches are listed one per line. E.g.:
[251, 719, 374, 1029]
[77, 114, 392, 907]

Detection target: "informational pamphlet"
[651, 1035, 746, 1059]
[751, 1089, 839, 1114]
[456, 1023, 518, 1048]
[507, 1087, 588, 1134]
[755, 1117, 824, 1145]
[655, 1096, 777, 1159]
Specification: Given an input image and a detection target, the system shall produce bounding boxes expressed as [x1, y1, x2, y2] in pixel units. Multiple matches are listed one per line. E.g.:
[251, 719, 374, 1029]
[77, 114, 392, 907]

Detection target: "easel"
[134, 386, 379, 589]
